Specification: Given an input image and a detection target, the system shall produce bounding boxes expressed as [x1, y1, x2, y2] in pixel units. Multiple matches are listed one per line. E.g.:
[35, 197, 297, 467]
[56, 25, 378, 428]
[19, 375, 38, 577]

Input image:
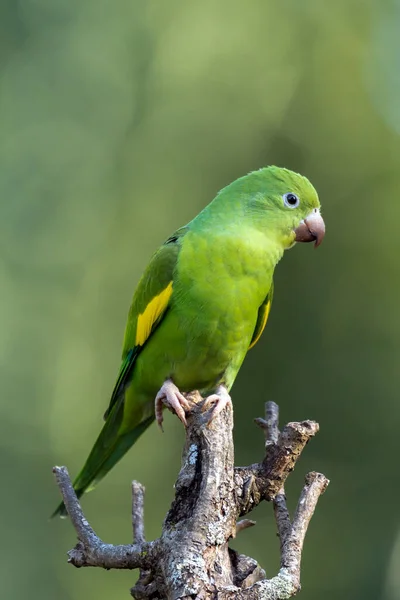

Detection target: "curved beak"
[294, 209, 325, 248]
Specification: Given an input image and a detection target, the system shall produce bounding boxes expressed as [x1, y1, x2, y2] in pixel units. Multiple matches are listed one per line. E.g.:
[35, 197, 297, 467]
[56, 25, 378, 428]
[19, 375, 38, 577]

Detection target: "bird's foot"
[203, 385, 232, 423]
[155, 379, 190, 430]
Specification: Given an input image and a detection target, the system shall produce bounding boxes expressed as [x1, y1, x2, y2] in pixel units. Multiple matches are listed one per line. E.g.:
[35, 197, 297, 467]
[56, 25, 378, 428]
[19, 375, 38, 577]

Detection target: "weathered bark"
[53, 395, 329, 599]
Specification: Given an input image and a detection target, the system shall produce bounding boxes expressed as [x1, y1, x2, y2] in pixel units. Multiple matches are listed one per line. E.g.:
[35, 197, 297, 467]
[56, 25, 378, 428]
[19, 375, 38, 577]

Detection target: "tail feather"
[52, 415, 154, 518]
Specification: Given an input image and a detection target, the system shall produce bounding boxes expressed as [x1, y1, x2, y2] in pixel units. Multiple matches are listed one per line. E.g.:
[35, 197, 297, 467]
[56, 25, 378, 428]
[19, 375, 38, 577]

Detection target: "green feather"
[103, 347, 140, 420]
[249, 281, 274, 349]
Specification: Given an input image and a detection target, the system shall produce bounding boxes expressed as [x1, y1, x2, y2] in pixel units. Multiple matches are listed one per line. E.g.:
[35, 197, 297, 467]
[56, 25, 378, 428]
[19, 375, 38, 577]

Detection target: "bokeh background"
[1, 0, 400, 598]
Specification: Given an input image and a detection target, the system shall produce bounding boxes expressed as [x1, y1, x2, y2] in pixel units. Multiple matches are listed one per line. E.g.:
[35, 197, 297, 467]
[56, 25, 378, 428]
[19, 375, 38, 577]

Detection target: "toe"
[208, 398, 230, 421]
[154, 380, 189, 428]
[169, 397, 187, 426]
[202, 393, 219, 412]
[204, 386, 232, 422]
[176, 391, 191, 410]
[155, 397, 165, 431]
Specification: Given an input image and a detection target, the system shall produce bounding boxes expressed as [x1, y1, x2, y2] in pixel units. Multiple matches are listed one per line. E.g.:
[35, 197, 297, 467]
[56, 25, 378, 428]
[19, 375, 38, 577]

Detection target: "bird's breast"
[168, 229, 274, 388]
[175, 228, 274, 312]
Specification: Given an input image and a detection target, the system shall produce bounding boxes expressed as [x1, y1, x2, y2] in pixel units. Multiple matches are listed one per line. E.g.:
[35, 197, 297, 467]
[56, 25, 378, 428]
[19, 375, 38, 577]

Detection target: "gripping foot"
[155, 379, 190, 429]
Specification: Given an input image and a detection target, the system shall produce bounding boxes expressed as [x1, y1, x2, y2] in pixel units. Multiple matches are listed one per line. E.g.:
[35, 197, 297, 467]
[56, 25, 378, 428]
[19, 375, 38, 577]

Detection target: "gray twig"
[235, 417, 320, 516]
[289, 471, 330, 564]
[265, 401, 279, 443]
[273, 494, 292, 547]
[131, 481, 145, 545]
[53, 397, 329, 598]
[52, 466, 97, 547]
[260, 472, 329, 599]
[52, 466, 149, 570]
[255, 401, 279, 447]
[236, 519, 257, 535]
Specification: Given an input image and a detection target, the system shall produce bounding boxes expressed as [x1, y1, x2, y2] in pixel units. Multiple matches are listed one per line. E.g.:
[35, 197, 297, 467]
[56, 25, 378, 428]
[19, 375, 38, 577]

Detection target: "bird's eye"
[283, 192, 300, 208]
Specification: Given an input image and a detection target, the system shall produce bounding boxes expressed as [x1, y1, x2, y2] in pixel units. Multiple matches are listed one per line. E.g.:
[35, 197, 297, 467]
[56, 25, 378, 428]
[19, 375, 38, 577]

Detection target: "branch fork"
[53, 397, 329, 599]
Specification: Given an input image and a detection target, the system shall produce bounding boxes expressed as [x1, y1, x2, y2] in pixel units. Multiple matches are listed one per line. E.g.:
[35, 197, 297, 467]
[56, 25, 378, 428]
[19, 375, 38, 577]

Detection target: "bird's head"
[233, 166, 325, 250]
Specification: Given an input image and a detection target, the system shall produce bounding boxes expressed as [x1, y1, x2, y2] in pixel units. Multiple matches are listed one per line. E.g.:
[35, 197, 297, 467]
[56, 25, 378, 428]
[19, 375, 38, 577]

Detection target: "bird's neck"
[191, 204, 286, 273]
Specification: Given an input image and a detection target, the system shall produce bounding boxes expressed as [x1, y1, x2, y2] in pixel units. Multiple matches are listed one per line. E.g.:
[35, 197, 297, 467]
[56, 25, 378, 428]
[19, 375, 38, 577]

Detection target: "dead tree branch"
[53, 396, 329, 598]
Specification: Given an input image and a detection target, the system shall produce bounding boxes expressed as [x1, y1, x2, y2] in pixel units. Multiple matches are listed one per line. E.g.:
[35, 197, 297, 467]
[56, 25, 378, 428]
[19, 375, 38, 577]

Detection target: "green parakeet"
[53, 166, 324, 517]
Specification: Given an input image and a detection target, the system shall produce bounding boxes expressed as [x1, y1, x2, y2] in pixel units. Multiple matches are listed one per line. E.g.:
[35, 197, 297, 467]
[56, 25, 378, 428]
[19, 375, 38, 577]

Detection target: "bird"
[52, 166, 325, 517]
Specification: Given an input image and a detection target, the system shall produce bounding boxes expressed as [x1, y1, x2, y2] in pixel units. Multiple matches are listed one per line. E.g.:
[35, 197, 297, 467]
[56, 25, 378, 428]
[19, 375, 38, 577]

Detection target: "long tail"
[52, 410, 154, 518]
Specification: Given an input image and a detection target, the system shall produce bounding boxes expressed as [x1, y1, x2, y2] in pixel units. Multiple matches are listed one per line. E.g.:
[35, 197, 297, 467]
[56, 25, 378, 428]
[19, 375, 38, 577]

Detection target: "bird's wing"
[103, 227, 187, 420]
[249, 280, 274, 350]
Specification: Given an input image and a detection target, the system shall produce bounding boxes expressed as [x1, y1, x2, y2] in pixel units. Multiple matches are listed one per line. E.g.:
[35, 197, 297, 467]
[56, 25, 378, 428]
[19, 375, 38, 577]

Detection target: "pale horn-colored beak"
[294, 208, 325, 248]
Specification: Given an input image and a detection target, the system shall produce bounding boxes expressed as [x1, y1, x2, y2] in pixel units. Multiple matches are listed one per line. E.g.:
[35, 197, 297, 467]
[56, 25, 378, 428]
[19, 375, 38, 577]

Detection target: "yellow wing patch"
[249, 299, 271, 350]
[135, 281, 173, 346]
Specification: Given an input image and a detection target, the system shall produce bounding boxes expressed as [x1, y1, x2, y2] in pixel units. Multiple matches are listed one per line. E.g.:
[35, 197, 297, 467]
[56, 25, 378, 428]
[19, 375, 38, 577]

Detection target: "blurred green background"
[1, 0, 400, 598]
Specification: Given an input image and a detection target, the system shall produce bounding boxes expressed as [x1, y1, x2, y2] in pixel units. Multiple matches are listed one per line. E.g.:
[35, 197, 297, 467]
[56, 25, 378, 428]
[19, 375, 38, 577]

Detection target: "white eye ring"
[283, 192, 300, 208]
